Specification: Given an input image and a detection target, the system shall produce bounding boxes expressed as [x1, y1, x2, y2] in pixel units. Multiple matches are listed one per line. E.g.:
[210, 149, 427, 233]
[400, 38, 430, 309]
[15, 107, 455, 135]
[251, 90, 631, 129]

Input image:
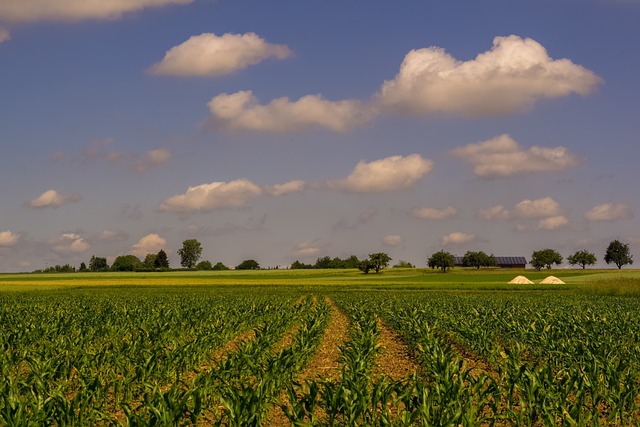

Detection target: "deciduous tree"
[530, 249, 563, 271]
[462, 251, 497, 269]
[235, 259, 260, 270]
[604, 240, 634, 269]
[177, 240, 202, 269]
[368, 252, 391, 274]
[427, 250, 455, 273]
[567, 250, 597, 270]
[89, 255, 108, 272]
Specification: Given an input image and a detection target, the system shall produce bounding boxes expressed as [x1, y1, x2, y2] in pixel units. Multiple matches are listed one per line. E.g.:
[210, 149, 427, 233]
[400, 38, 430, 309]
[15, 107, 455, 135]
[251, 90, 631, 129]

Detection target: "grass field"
[1, 268, 640, 425]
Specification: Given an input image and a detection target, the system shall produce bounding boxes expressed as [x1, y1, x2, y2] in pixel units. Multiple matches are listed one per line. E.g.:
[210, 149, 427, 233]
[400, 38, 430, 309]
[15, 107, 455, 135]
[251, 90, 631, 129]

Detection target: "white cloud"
[377, 35, 601, 116]
[0, 0, 192, 23]
[265, 180, 305, 196]
[441, 232, 476, 246]
[513, 197, 563, 218]
[131, 233, 167, 257]
[150, 32, 292, 77]
[479, 197, 562, 220]
[411, 206, 458, 220]
[291, 240, 326, 259]
[51, 233, 89, 255]
[135, 148, 171, 172]
[0, 28, 10, 43]
[538, 215, 570, 230]
[159, 179, 263, 214]
[585, 203, 633, 221]
[327, 154, 433, 193]
[25, 189, 82, 209]
[451, 134, 581, 178]
[382, 234, 402, 247]
[206, 90, 373, 133]
[0, 231, 20, 247]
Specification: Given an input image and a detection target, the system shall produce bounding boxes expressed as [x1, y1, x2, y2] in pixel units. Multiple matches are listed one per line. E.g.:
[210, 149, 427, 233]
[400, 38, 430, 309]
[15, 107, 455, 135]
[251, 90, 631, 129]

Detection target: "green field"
[1, 268, 640, 425]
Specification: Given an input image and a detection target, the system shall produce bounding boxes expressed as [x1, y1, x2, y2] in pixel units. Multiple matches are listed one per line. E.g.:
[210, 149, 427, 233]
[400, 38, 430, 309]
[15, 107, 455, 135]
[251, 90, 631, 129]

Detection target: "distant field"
[0, 267, 633, 292]
[1, 268, 640, 425]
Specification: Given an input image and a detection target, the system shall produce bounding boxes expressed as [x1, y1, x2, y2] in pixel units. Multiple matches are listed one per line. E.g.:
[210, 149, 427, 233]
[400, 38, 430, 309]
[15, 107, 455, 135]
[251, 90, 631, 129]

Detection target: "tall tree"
[567, 250, 597, 270]
[154, 249, 170, 269]
[530, 249, 563, 271]
[604, 240, 634, 270]
[368, 252, 391, 274]
[177, 240, 202, 269]
[427, 250, 455, 273]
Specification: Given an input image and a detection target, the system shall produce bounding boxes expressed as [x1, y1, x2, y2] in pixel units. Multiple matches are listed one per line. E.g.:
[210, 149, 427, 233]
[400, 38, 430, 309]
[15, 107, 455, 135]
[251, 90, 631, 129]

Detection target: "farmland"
[1, 269, 640, 425]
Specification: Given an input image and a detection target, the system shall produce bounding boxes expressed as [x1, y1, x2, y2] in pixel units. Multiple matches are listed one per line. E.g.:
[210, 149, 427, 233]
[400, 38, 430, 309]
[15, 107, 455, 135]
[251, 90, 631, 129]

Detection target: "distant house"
[454, 256, 527, 269]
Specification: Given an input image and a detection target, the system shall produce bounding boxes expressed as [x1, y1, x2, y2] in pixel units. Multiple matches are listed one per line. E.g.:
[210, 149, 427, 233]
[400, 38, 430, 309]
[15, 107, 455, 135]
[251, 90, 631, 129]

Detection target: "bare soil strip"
[298, 297, 350, 382]
[265, 296, 350, 426]
[373, 318, 420, 381]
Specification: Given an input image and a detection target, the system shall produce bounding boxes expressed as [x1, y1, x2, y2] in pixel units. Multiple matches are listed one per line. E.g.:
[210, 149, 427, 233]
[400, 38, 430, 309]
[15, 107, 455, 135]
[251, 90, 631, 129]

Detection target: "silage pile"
[540, 276, 565, 284]
[508, 275, 533, 284]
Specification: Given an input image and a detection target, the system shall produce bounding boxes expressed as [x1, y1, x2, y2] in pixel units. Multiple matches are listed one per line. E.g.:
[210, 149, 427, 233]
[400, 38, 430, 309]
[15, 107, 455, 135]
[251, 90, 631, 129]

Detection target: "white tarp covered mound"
[540, 276, 565, 284]
[509, 275, 534, 284]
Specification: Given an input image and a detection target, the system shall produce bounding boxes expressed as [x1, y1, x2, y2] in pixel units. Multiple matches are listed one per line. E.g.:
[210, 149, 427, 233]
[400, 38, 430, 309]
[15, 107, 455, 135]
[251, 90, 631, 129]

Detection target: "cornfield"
[1, 283, 639, 425]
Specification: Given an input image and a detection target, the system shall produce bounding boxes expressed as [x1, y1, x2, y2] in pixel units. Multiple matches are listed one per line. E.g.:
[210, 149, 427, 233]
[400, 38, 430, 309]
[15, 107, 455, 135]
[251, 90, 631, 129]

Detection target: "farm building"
[454, 256, 527, 269]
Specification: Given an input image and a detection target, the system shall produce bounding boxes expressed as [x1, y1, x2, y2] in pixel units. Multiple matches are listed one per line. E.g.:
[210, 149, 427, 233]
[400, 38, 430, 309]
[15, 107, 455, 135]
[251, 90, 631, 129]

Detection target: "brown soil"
[372, 318, 420, 381]
[297, 297, 350, 382]
[265, 297, 350, 426]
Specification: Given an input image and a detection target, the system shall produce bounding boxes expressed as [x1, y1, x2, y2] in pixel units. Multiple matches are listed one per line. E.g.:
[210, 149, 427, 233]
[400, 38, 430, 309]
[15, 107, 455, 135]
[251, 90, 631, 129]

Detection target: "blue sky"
[1, 0, 638, 271]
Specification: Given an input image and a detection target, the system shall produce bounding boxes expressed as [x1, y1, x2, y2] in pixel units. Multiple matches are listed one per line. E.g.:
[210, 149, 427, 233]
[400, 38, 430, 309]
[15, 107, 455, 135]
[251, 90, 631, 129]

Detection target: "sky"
[1, 0, 639, 272]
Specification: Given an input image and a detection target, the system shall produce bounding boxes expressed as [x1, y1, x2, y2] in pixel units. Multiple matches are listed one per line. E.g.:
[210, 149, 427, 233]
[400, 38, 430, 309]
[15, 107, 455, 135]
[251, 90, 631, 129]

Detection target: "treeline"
[33, 238, 635, 274]
[292, 254, 415, 272]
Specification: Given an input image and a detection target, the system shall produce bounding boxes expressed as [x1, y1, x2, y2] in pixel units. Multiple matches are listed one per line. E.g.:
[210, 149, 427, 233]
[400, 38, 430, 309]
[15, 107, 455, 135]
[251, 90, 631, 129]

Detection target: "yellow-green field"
[2, 267, 639, 291]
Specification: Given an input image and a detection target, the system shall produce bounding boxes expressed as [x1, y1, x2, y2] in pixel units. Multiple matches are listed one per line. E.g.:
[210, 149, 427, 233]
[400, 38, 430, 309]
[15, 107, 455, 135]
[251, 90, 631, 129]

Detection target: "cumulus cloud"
[411, 206, 458, 220]
[291, 240, 326, 259]
[0, 0, 192, 23]
[513, 197, 563, 218]
[25, 189, 82, 208]
[265, 180, 305, 196]
[538, 215, 570, 230]
[451, 134, 581, 178]
[131, 233, 167, 257]
[159, 179, 263, 214]
[382, 234, 402, 247]
[327, 154, 433, 193]
[51, 233, 89, 255]
[0, 28, 10, 43]
[150, 32, 292, 77]
[206, 90, 374, 133]
[480, 197, 562, 220]
[377, 35, 601, 116]
[0, 231, 20, 246]
[585, 203, 633, 221]
[441, 232, 476, 246]
[135, 148, 171, 172]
